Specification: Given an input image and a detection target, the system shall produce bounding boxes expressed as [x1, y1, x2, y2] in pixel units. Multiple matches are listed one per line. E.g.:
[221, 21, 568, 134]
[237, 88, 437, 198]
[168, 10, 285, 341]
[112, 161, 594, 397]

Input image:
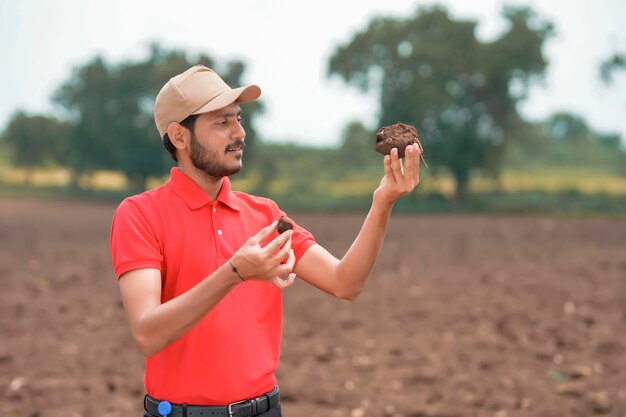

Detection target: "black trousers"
[143, 403, 282, 417]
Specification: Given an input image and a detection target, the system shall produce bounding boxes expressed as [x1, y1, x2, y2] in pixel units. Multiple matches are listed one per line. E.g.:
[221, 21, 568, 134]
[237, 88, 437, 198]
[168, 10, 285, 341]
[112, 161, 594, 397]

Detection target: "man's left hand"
[373, 143, 421, 206]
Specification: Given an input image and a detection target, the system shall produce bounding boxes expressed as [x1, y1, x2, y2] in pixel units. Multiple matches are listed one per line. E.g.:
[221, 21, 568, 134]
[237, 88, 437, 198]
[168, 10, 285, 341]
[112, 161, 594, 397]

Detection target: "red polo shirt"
[110, 168, 315, 405]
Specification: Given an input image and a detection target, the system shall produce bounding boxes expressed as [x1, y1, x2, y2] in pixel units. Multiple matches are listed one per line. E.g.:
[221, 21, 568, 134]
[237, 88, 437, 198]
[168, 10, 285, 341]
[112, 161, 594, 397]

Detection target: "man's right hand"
[229, 220, 297, 289]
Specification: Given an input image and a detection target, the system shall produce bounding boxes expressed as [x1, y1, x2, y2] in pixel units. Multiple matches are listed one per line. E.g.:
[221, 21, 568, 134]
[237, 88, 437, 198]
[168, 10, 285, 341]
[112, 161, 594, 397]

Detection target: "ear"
[166, 122, 188, 151]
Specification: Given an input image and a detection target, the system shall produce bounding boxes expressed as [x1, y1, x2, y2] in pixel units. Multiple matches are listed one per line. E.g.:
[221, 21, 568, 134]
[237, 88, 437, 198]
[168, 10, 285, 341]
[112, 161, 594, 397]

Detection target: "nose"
[233, 120, 246, 141]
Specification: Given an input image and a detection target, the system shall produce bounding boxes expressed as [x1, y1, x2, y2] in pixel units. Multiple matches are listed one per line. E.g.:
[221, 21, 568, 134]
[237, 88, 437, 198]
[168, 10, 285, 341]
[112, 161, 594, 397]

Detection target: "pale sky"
[1, 0, 625, 147]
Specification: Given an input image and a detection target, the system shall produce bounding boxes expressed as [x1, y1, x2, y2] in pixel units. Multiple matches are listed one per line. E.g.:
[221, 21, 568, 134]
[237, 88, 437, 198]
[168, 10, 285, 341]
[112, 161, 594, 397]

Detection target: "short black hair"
[162, 114, 199, 162]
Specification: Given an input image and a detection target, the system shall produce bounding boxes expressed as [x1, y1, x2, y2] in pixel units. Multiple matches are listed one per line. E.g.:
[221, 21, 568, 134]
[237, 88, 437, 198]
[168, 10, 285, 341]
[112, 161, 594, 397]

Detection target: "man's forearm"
[130, 264, 240, 357]
[295, 146, 419, 300]
[335, 199, 393, 300]
[123, 223, 296, 357]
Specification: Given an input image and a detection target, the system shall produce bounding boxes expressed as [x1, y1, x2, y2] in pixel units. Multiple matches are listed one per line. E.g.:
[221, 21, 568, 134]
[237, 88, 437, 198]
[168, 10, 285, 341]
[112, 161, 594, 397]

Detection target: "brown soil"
[375, 122, 421, 159]
[277, 216, 294, 234]
[1, 199, 625, 417]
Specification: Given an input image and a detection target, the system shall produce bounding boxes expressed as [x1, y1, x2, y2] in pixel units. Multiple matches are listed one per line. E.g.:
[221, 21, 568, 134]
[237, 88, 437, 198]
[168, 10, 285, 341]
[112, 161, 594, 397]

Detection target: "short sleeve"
[271, 204, 316, 265]
[110, 199, 164, 279]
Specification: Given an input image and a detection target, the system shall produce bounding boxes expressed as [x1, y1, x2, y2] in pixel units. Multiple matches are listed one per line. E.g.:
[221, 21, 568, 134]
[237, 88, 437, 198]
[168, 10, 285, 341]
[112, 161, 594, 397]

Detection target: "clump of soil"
[277, 216, 294, 234]
[375, 122, 426, 164]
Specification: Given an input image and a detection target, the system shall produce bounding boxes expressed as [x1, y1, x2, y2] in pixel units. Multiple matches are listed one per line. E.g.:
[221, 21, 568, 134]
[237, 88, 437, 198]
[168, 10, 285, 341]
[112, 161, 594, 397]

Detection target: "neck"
[178, 163, 224, 201]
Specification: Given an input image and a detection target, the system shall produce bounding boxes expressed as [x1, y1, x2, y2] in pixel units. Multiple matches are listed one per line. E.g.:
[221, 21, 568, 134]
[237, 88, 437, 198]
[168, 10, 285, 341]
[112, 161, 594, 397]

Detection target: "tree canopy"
[328, 5, 554, 200]
[1, 111, 71, 183]
[52, 45, 263, 190]
[600, 52, 626, 84]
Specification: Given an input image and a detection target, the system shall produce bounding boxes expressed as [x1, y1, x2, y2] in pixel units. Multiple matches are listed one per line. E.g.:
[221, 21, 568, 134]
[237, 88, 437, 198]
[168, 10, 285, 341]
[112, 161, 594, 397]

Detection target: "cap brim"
[191, 85, 261, 115]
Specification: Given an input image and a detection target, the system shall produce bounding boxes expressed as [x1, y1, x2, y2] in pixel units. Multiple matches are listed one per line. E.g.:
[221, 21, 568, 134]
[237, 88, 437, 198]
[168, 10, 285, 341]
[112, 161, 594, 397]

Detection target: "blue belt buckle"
[158, 400, 172, 417]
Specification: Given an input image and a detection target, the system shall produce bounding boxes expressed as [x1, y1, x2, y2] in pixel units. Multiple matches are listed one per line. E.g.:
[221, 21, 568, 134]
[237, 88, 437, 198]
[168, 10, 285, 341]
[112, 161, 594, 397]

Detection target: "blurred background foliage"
[1, 4, 624, 214]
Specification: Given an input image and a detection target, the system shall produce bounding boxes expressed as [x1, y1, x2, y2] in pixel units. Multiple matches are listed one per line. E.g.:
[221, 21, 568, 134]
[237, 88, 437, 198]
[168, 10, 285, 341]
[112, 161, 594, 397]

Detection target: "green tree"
[336, 121, 379, 177]
[249, 142, 279, 196]
[542, 112, 622, 149]
[599, 51, 626, 174]
[600, 52, 626, 84]
[52, 57, 119, 188]
[328, 5, 553, 201]
[544, 112, 593, 142]
[1, 111, 72, 185]
[505, 111, 624, 174]
[53, 44, 264, 191]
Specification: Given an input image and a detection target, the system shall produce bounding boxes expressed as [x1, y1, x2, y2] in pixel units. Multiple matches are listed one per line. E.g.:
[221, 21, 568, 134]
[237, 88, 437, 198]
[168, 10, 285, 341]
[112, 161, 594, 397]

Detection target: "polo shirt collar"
[167, 167, 242, 211]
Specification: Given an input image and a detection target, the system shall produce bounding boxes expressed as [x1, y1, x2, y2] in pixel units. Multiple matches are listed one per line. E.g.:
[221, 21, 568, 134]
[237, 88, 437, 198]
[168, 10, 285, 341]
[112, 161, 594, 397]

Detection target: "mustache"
[225, 140, 246, 153]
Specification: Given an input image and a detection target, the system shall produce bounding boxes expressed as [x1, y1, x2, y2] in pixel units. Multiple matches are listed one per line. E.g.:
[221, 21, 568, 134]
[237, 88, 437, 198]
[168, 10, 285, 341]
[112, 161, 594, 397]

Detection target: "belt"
[144, 386, 280, 417]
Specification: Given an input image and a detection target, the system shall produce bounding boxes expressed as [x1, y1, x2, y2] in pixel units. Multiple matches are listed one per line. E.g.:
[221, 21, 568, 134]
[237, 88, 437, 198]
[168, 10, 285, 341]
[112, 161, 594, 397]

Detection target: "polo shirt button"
[217, 229, 223, 235]
[213, 207, 216, 213]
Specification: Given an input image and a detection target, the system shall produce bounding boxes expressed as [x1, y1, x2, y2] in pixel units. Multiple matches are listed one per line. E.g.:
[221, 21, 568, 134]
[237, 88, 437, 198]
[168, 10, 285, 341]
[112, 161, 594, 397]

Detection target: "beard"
[189, 132, 242, 178]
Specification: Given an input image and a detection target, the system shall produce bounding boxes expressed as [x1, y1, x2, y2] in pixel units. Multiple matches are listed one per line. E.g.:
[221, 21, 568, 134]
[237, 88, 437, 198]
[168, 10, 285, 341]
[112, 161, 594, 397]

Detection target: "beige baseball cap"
[154, 65, 261, 138]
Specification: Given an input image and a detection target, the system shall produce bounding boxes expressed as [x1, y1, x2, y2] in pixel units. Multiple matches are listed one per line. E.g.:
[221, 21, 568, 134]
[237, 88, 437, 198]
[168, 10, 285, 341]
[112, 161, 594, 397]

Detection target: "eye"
[218, 118, 228, 125]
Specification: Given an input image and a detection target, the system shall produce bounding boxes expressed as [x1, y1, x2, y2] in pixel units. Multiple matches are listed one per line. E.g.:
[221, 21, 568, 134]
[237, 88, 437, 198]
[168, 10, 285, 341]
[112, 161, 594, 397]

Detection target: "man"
[110, 65, 421, 417]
